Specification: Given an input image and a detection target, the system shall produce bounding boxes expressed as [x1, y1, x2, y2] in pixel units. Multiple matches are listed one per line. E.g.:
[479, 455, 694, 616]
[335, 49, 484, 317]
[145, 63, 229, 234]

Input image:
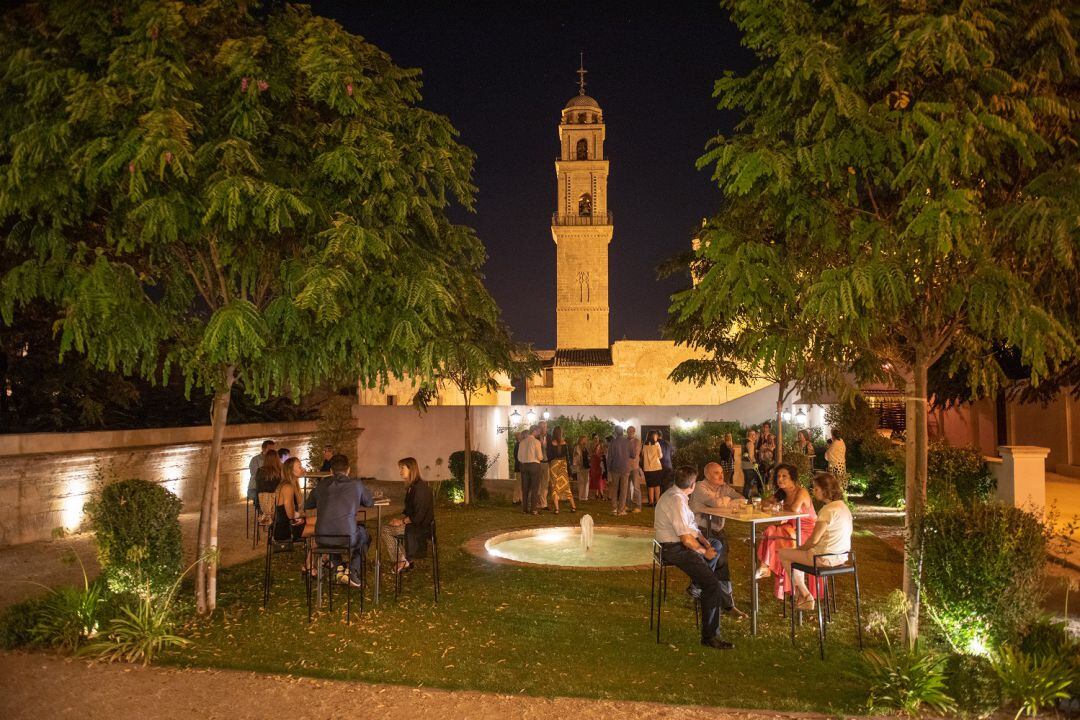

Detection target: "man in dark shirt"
[305, 454, 373, 587]
[319, 445, 334, 473]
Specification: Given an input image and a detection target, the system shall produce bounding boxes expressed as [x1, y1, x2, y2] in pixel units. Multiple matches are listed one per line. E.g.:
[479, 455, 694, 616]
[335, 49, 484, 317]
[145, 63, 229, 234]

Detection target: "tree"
[699, 0, 1078, 644]
[0, 1, 501, 613]
[665, 207, 862, 464]
[414, 302, 537, 504]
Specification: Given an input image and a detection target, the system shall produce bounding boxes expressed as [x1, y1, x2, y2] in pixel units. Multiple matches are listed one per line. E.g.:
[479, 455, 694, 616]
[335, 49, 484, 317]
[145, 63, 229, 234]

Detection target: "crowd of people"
[512, 421, 677, 516]
[246, 440, 434, 587]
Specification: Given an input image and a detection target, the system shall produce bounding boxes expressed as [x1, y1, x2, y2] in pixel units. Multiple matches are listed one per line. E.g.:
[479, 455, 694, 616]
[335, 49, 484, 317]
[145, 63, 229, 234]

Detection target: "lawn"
[167, 500, 903, 713]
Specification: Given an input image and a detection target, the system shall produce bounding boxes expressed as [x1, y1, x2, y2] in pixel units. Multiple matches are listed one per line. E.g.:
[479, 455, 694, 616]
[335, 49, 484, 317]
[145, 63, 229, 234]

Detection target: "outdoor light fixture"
[795, 408, 807, 427]
[679, 418, 699, 429]
[781, 408, 792, 423]
[542, 410, 550, 421]
[509, 409, 521, 425]
[526, 409, 537, 425]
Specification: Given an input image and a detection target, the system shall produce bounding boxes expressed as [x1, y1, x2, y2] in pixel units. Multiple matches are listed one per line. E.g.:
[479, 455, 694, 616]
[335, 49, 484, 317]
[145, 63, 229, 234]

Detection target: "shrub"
[945, 653, 1002, 718]
[782, 440, 812, 482]
[920, 503, 1047, 651]
[85, 479, 183, 597]
[0, 597, 50, 649]
[670, 420, 745, 448]
[84, 572, 190, 666]
[308, 394, 360, 470]
[927, 442, 995, 507]
[673, 433, 728, 477]
[551, 415, 617, 448]
[29, 580, 107, 650]
[863, 441, 906, 507]
[448, 450, 491, 501]
[825, 397, 879, 449]
[863, 647, 956, 715]
[992, 646, 1073, 719]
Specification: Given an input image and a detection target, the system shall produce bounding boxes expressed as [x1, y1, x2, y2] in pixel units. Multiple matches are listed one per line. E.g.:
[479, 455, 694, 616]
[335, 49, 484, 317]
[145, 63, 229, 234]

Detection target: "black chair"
[393, 518, 440, 602]
[649, 540, 700, 643]
[305, 534, 364, 623]
[788, 551, 863, 659]
[261, 509, 298, 608]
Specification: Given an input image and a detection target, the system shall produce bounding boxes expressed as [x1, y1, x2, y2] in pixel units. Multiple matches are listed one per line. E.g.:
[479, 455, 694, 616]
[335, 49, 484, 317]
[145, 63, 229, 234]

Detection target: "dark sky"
[310, 1, 756, 348]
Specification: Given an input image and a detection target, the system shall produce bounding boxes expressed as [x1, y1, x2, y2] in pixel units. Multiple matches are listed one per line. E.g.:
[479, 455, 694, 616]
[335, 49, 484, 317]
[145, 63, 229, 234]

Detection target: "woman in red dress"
[589, 434, 606, 500]
[756, 464, 818, 600]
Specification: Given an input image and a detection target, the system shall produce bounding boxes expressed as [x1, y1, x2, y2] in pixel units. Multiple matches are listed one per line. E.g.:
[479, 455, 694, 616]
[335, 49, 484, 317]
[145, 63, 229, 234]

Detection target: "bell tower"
[552, 59, 611, 350]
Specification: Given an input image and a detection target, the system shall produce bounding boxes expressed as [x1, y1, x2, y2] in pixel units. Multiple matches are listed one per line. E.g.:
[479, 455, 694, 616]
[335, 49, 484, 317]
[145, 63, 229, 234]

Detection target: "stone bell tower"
[552, 59, 611, 350]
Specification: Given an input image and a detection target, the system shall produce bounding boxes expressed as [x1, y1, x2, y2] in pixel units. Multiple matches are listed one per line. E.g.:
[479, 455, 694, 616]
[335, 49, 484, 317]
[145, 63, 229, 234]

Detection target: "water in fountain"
[579, 514, 594, 552]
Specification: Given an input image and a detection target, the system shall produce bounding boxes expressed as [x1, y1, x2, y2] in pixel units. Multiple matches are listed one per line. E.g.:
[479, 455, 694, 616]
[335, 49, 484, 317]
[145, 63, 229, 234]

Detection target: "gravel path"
[0, 651, 870, 720]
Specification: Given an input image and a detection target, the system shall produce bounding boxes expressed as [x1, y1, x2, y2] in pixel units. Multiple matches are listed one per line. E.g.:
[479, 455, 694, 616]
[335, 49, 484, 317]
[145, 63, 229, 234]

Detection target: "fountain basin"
[472, 525, 654, 570]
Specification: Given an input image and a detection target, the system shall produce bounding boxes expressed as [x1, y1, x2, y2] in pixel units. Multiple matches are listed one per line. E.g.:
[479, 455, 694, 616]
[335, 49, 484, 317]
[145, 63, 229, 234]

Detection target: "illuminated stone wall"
[527, 340, 772, 406]
[0, 421, 326, 546]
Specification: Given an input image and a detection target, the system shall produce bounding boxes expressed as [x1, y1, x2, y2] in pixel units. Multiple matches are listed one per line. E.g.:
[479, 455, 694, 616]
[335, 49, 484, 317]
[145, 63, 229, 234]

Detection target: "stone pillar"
[995, 445, 1050, 510]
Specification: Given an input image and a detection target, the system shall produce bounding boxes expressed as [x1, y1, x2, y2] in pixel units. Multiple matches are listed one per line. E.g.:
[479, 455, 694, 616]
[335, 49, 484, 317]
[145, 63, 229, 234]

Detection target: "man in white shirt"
[654, 466, 735, 650]
[517, 426, 544, 515]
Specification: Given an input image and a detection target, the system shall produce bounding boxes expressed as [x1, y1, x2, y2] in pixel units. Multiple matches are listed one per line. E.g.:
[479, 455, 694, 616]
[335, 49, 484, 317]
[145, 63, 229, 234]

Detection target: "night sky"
[310, 1, 756, 348]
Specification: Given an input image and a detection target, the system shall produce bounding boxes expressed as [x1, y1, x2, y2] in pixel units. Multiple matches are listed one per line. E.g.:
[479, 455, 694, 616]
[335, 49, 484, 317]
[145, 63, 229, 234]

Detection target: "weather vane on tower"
[577, 52, 587, 95]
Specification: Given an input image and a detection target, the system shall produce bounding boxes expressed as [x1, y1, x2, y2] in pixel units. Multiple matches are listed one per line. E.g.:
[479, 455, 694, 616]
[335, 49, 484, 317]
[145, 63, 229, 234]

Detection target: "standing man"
[537, 420, 552, 510]
[626, 426, 644, 513]
[248, 439, 275, 512]
[658, 430, 674, 494]
[606, 426, 632, 515]
[517, 425, 544, 515]
[305, 454, 374, 588]
[319, 445, 334, 472]
[654, 466, 736, 650]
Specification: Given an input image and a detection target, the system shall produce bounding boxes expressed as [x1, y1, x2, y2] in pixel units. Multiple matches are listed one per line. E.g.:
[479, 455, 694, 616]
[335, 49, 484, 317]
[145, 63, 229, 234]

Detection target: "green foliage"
[992, 646, 1073, 719]
[85, 479, 183, 597]
[552, 415, 617, 448]
[0, 596, 50, 649]
[781, 440, 812, 482]
[308, 395, 359, 469]
[862, 647, 956, 715]
[84, 587, 189, 666]
[944, 653, 1002, 719]
[926, 443, 996, 507]
[825, 398, 880, 451]
[28, 580, 107, 651]
[920, 503, 1047, 652]
[448, 450, 490, 500]
[669, 420, 744, 448]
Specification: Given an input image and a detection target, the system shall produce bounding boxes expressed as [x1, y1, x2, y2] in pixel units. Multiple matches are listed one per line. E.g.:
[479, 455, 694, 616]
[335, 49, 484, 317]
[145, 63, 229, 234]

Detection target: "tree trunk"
[463, 397, 472, 505]
[775, 380, 787, 464]
[195, 368, 233, 615]
[901, 357, 929, 648]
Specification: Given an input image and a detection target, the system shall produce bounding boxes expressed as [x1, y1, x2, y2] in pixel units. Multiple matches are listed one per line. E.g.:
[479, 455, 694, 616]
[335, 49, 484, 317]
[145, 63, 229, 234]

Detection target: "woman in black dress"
[382, 457, 434, 573]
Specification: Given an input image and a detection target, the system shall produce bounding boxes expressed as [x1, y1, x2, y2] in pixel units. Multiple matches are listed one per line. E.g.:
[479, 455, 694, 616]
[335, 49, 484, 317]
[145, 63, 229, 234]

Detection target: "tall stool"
[649, 540, 700, 643]
[393, 518, 440, 602]
[261, 510, 298, 608]
[305, 534, 364, 623]
[788, 550, 863, 659]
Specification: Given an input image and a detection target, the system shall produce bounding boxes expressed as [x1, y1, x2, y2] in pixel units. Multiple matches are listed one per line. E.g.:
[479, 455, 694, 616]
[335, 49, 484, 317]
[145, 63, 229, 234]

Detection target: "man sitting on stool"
[654, 465, 735, 650]
[305, 454, 374, 588]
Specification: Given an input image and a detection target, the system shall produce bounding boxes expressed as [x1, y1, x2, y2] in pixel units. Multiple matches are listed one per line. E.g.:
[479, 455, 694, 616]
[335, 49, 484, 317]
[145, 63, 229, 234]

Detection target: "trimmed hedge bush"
[927, 443, 995, 507]
[920, 502, 1047, 651]
[84, 479, 183, 597]
[448, 450, 490, 501]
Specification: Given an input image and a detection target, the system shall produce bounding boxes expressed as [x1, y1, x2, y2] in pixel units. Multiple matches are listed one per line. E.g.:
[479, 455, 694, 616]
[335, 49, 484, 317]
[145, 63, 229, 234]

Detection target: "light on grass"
[965, 632, 990, 657]
[448, 485, 465, 504]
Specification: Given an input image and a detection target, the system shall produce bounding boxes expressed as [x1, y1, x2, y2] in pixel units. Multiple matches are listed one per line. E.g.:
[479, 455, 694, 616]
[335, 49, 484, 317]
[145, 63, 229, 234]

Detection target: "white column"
[995, 445, 1050, 510]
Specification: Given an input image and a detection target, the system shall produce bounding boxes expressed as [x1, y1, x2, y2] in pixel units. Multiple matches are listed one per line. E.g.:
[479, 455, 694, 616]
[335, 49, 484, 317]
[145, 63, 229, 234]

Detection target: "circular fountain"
[471, 517, 653, 570]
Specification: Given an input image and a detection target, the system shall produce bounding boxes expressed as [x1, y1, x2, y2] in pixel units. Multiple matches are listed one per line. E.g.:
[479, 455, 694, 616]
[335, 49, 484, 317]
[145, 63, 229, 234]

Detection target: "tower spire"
[576, 52, 587, 95]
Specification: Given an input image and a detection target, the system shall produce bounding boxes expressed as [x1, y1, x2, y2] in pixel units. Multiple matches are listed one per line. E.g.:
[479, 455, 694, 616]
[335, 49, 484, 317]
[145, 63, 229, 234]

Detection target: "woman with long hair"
[589, 434, 606, 500]
[754, 464, 817, 600]
[255, 448, 283, 493]
[642, 430, 664, 506]
[778, 473, 852, 611]
[383, 457, 435, 573]
[275, 457, 308, 543]
[546, 426, 577, 513]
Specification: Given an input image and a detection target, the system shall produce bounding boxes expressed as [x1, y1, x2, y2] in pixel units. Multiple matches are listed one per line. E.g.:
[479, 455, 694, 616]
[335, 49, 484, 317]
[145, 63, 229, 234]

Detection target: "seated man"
[654, 466, 736, 650]
[306, 454, 374, 588]
[690, 461, 743, 537]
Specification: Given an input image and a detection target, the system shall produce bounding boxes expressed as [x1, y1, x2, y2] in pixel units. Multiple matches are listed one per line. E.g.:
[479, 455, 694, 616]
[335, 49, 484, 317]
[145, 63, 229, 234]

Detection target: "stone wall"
[0, 420, 326, 547]
[530, 340, 773, 406]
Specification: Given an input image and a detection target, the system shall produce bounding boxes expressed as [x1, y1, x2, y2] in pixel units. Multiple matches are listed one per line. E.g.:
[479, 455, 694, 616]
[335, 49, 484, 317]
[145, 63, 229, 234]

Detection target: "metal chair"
[393, 518, 440, 602]
[261, 507, 298, 608]
[788, 550, 863, 659]
[253, 492, 276, 549]
[305, 534, 364, 623]
[649, 540, 700, 643]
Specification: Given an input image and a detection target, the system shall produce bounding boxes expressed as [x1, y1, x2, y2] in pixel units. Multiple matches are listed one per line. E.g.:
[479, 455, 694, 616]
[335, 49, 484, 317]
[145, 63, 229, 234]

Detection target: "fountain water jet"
[579, 514, 594, 552]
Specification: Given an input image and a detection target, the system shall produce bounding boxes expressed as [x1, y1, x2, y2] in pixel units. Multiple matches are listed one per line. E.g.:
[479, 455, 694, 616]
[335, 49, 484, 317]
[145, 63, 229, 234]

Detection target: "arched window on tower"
[576, 139, 588, 160]
[578, 192, 592, 217]
[577, 113, 586, 124]
[577, 271, 591, 302]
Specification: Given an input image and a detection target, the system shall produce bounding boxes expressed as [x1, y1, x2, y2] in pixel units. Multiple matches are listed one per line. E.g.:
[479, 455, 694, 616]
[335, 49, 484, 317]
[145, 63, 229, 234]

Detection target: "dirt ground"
[0, 650, 865, 720]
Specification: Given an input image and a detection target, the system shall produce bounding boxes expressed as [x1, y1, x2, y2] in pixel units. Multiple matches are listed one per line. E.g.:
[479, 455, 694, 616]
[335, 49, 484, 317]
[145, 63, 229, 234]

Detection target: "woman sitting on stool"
[777, 473, 853, 611]
[755, 464, 817, 601]
[382, 457, 434, 574]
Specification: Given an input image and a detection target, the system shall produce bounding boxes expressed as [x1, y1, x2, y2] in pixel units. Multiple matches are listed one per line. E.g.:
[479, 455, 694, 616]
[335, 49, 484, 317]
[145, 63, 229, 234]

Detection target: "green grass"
[166, 501, 903, 713]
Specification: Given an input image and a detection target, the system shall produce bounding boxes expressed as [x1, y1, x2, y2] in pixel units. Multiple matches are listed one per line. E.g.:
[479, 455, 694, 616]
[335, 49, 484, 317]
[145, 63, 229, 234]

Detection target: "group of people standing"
[514, 422, 674, 516]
